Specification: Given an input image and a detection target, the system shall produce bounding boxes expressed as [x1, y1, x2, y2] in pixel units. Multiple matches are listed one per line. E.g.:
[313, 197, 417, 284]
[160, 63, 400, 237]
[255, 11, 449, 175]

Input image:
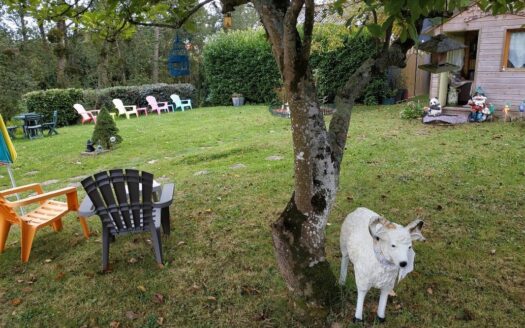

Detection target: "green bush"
[400, 101, 424, 119]
[23, 88, 84, 126]
[203, 26, 387, 106]
[203, 30, 281, 105]
[22, 83, 195, 126]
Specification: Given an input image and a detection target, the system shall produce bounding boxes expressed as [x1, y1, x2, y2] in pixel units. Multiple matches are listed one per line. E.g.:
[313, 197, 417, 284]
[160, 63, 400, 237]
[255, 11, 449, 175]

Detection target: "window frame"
[502, 28, 525, 71]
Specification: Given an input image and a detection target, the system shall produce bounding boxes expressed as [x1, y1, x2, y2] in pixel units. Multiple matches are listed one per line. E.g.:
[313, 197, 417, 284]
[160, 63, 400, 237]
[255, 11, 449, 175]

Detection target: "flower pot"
[232, 97, 245, 107]
[382, 97, 396, 105]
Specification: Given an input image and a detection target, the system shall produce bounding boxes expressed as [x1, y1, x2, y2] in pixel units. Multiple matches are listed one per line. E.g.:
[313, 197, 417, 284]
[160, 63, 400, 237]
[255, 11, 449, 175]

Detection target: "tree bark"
[17, 5, 28, 42]
[152, 26, 160, 83]
[37, 19, 49, 51]
[97, 41, 111, 88]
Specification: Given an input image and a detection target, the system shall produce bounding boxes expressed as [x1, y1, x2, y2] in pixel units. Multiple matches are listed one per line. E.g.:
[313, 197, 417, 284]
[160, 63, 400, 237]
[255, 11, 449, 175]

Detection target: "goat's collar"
[373, 242, 397, 270]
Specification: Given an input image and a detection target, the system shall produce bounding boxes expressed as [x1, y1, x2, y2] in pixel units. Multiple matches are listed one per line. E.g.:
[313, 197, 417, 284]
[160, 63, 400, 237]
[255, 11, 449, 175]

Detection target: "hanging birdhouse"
[418, 34, 467, 73]
[224, 13, 232, 29]
[168, 32, 190, 78]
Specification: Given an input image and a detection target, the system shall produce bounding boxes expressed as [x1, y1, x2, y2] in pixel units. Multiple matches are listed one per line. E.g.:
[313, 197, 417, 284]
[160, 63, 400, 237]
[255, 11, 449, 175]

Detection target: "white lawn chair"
[112, 99, 139, 119]
[170, 94, 192, 111]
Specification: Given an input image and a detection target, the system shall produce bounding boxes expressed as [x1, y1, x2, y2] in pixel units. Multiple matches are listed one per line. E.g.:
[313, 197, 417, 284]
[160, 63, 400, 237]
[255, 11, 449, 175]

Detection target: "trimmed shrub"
[203, 26, 387, 106]
[91, 107, 122, 149]
[203, 30, 281, 105]
[23, 88, 84, 126]
[22, 83, 195, 126]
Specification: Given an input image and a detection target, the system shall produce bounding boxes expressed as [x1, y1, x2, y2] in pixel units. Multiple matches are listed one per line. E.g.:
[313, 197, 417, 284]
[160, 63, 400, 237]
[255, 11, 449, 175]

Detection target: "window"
[503, 29, 525, 70]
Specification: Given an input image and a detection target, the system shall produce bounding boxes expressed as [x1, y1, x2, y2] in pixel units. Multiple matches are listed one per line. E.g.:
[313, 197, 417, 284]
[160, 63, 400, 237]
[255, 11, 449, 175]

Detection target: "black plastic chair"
[80, 169, 174, 271]
[24, 114, 43, 140]
[42, 110, 58, 136]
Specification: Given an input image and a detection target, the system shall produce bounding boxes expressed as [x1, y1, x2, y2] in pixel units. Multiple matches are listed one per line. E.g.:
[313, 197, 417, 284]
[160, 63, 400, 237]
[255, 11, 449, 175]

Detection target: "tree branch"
[128, 0, 215, 29]
[301, 0, 314, 68]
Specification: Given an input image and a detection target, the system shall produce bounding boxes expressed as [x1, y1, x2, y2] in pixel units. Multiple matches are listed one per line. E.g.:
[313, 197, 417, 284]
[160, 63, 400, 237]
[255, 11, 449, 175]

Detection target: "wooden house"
[424, 5, 525, 113]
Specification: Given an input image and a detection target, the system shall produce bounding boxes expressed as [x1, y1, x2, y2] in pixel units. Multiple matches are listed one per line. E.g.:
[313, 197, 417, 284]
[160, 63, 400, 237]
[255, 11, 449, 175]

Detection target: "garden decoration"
[168, 31, 190, 78]
[85, 140, 95, 152]
[519, 100, 525, 120]
[468, 93, 491, 122]
[424, 97, 442, 116]
[91, 108, 122, 150]
[339, 208, 425, 323]
[503, 103, 511, 122]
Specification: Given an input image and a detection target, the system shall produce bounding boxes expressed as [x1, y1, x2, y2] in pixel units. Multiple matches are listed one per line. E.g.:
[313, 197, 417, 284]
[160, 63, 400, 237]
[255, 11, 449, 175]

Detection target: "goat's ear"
[406, 219, 425, 241]
[368, 216, 389, 241]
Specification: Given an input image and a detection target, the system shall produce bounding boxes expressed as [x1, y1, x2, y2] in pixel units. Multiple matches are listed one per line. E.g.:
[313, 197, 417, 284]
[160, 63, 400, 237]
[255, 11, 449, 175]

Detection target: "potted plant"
[232, 93, 245, 107]
[382, 89, 397, 105]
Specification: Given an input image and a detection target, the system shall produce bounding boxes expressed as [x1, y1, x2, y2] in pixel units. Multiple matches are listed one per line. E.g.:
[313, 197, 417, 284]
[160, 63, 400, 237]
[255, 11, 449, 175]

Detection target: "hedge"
[22, 83, 195, 126]
[203, 30, 281, 106]
[203, 25, 388, 106]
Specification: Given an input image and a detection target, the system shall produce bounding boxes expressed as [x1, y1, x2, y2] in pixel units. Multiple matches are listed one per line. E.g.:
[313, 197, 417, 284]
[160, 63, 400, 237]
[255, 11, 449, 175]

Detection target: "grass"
[0, 105, 524, 327]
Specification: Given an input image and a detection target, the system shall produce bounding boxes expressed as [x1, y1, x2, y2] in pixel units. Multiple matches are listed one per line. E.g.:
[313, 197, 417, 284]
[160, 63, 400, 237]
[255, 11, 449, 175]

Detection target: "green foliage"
[203, 26, 387, 105]
[23, 88, 84, 126]
[203, 29, 281, 105]
[310, 27, 387, 103]
[91, 107, 122, 149]
[400, 101, 425, 119]
[22, 83, 195, 126]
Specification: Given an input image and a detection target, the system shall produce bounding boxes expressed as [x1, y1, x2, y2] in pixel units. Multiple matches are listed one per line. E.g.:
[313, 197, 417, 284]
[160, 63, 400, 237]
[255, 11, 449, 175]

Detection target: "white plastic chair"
[170, 94, 192, 111]
[112, 99, 139, 119]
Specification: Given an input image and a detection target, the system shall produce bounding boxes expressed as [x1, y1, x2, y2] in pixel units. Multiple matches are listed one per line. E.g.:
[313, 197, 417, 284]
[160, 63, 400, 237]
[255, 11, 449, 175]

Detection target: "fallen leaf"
[128, 257, 138, 264]
[109, 321, 120, 328]
[188, 283, 200, 292]
[137, 285, 146, 292]
[395, 304, 402, 310]
[177, 241, 186, 246]
[156, 317, 164, 325]
[44, 258, 52, 263]
[490, 249, 496, 255]
[16, 279, 24, 283]
[10, 298, 22, 306]
[55, 272, 65, 281]
[152, 293, 164, 304]
[427, 287, 433, 295]
[207, 296, 217, 302]
[388, 290, 397, 297]
[22, 287, 32, 293]
[125, 311, 140, 320]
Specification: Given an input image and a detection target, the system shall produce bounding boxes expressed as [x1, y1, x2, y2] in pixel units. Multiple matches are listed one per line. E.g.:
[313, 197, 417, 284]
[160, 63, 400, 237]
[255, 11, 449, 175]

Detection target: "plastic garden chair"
[0, 183, 90, 262]
[42, 110, 59, 136]
[73, 104, 99, 124]
[112, 99, 139, 119]
[80, 169, 174, 271]
[170, 94, 192, 111]
[146, 96, 170, 115]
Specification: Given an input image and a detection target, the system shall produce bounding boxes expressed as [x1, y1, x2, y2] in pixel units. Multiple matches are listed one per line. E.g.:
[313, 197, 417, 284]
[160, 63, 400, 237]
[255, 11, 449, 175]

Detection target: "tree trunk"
[18, 6, 28, 42]
[115, 41, 127, 84]
[97, 41, 111, 88]
[37, 19, 49, 51]
[152, 26, 160, 83]
[55, 20, 67, 88]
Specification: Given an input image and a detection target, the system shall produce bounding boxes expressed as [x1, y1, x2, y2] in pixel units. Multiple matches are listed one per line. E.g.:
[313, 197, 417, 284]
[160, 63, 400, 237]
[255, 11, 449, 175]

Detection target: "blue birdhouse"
[168, 33, 190, 77]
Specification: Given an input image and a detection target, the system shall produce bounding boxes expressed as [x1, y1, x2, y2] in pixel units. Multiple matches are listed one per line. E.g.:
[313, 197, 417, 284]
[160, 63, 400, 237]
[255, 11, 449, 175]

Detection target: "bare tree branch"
[301, 0, 314, 68]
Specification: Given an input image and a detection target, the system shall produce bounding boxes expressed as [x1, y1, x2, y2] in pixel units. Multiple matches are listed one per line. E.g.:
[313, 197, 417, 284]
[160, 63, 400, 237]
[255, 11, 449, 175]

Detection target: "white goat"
[339, 207, 425, 323]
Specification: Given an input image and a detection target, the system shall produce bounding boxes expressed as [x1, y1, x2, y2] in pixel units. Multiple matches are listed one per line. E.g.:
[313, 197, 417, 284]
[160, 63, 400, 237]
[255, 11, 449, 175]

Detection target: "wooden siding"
[402, 48, 430, 97]
[428, 6, 525, 108]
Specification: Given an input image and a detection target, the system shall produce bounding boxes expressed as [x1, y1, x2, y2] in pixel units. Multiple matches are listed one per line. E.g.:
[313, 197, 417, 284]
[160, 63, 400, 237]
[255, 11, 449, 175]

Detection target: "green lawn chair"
[42, 111, 58, 136]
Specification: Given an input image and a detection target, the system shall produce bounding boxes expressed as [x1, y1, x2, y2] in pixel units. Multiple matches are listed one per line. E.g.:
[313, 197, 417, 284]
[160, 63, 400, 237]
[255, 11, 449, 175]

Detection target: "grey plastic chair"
[42, 110, 58, 136]
[80, 169, 174, 271]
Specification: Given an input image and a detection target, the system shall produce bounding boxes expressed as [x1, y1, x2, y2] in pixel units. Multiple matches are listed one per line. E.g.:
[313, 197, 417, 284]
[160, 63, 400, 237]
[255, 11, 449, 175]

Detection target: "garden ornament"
[85, 140, 95, 152]
[425, 97, 442, 116]
[339, 207, 425, 323]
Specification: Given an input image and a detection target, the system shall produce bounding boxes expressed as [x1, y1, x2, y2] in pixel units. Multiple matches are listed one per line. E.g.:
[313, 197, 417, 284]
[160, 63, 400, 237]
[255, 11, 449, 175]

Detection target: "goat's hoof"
[352, 317, 363, 324]
[375, 316, 386, 323]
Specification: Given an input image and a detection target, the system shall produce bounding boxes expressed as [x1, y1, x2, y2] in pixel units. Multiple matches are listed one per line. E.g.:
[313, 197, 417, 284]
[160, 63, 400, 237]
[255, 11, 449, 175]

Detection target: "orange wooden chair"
[0, 183, 90, 262]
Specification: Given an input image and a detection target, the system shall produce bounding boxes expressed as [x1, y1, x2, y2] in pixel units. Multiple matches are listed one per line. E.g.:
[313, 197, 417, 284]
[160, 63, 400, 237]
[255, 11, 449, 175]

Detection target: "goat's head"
[369, 216, 425, 268]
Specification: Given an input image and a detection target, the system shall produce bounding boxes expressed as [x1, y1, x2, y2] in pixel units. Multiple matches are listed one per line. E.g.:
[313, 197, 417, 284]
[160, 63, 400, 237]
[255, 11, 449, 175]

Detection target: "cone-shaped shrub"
[91, 108, 122, 149]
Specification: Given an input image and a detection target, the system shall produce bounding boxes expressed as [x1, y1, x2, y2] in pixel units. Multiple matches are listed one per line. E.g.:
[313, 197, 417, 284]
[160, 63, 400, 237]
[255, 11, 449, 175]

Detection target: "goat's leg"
[376, 288, 390, 322]
[354, 288, 368, 322]
[339, 255, 349, 285]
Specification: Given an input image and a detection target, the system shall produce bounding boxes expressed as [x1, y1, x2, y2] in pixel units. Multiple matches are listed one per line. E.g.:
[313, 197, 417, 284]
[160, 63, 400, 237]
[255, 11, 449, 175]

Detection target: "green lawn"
[0, 105, 524, 327]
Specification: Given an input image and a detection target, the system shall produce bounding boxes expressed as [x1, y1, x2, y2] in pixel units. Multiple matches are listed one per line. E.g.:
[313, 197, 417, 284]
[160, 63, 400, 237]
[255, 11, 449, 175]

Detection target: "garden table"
[14, 112, 43, 139]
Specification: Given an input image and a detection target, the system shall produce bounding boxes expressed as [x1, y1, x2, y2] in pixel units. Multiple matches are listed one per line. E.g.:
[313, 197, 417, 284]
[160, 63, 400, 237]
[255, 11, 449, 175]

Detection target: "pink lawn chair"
[146, 96, 171, 115]
[73, 104, 99, 124]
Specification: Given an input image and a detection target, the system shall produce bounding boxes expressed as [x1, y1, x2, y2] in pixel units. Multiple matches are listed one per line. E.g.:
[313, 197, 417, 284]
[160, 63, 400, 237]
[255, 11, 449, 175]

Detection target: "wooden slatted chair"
[80, 169, 174, 271]
[0, 184, 90, 262]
